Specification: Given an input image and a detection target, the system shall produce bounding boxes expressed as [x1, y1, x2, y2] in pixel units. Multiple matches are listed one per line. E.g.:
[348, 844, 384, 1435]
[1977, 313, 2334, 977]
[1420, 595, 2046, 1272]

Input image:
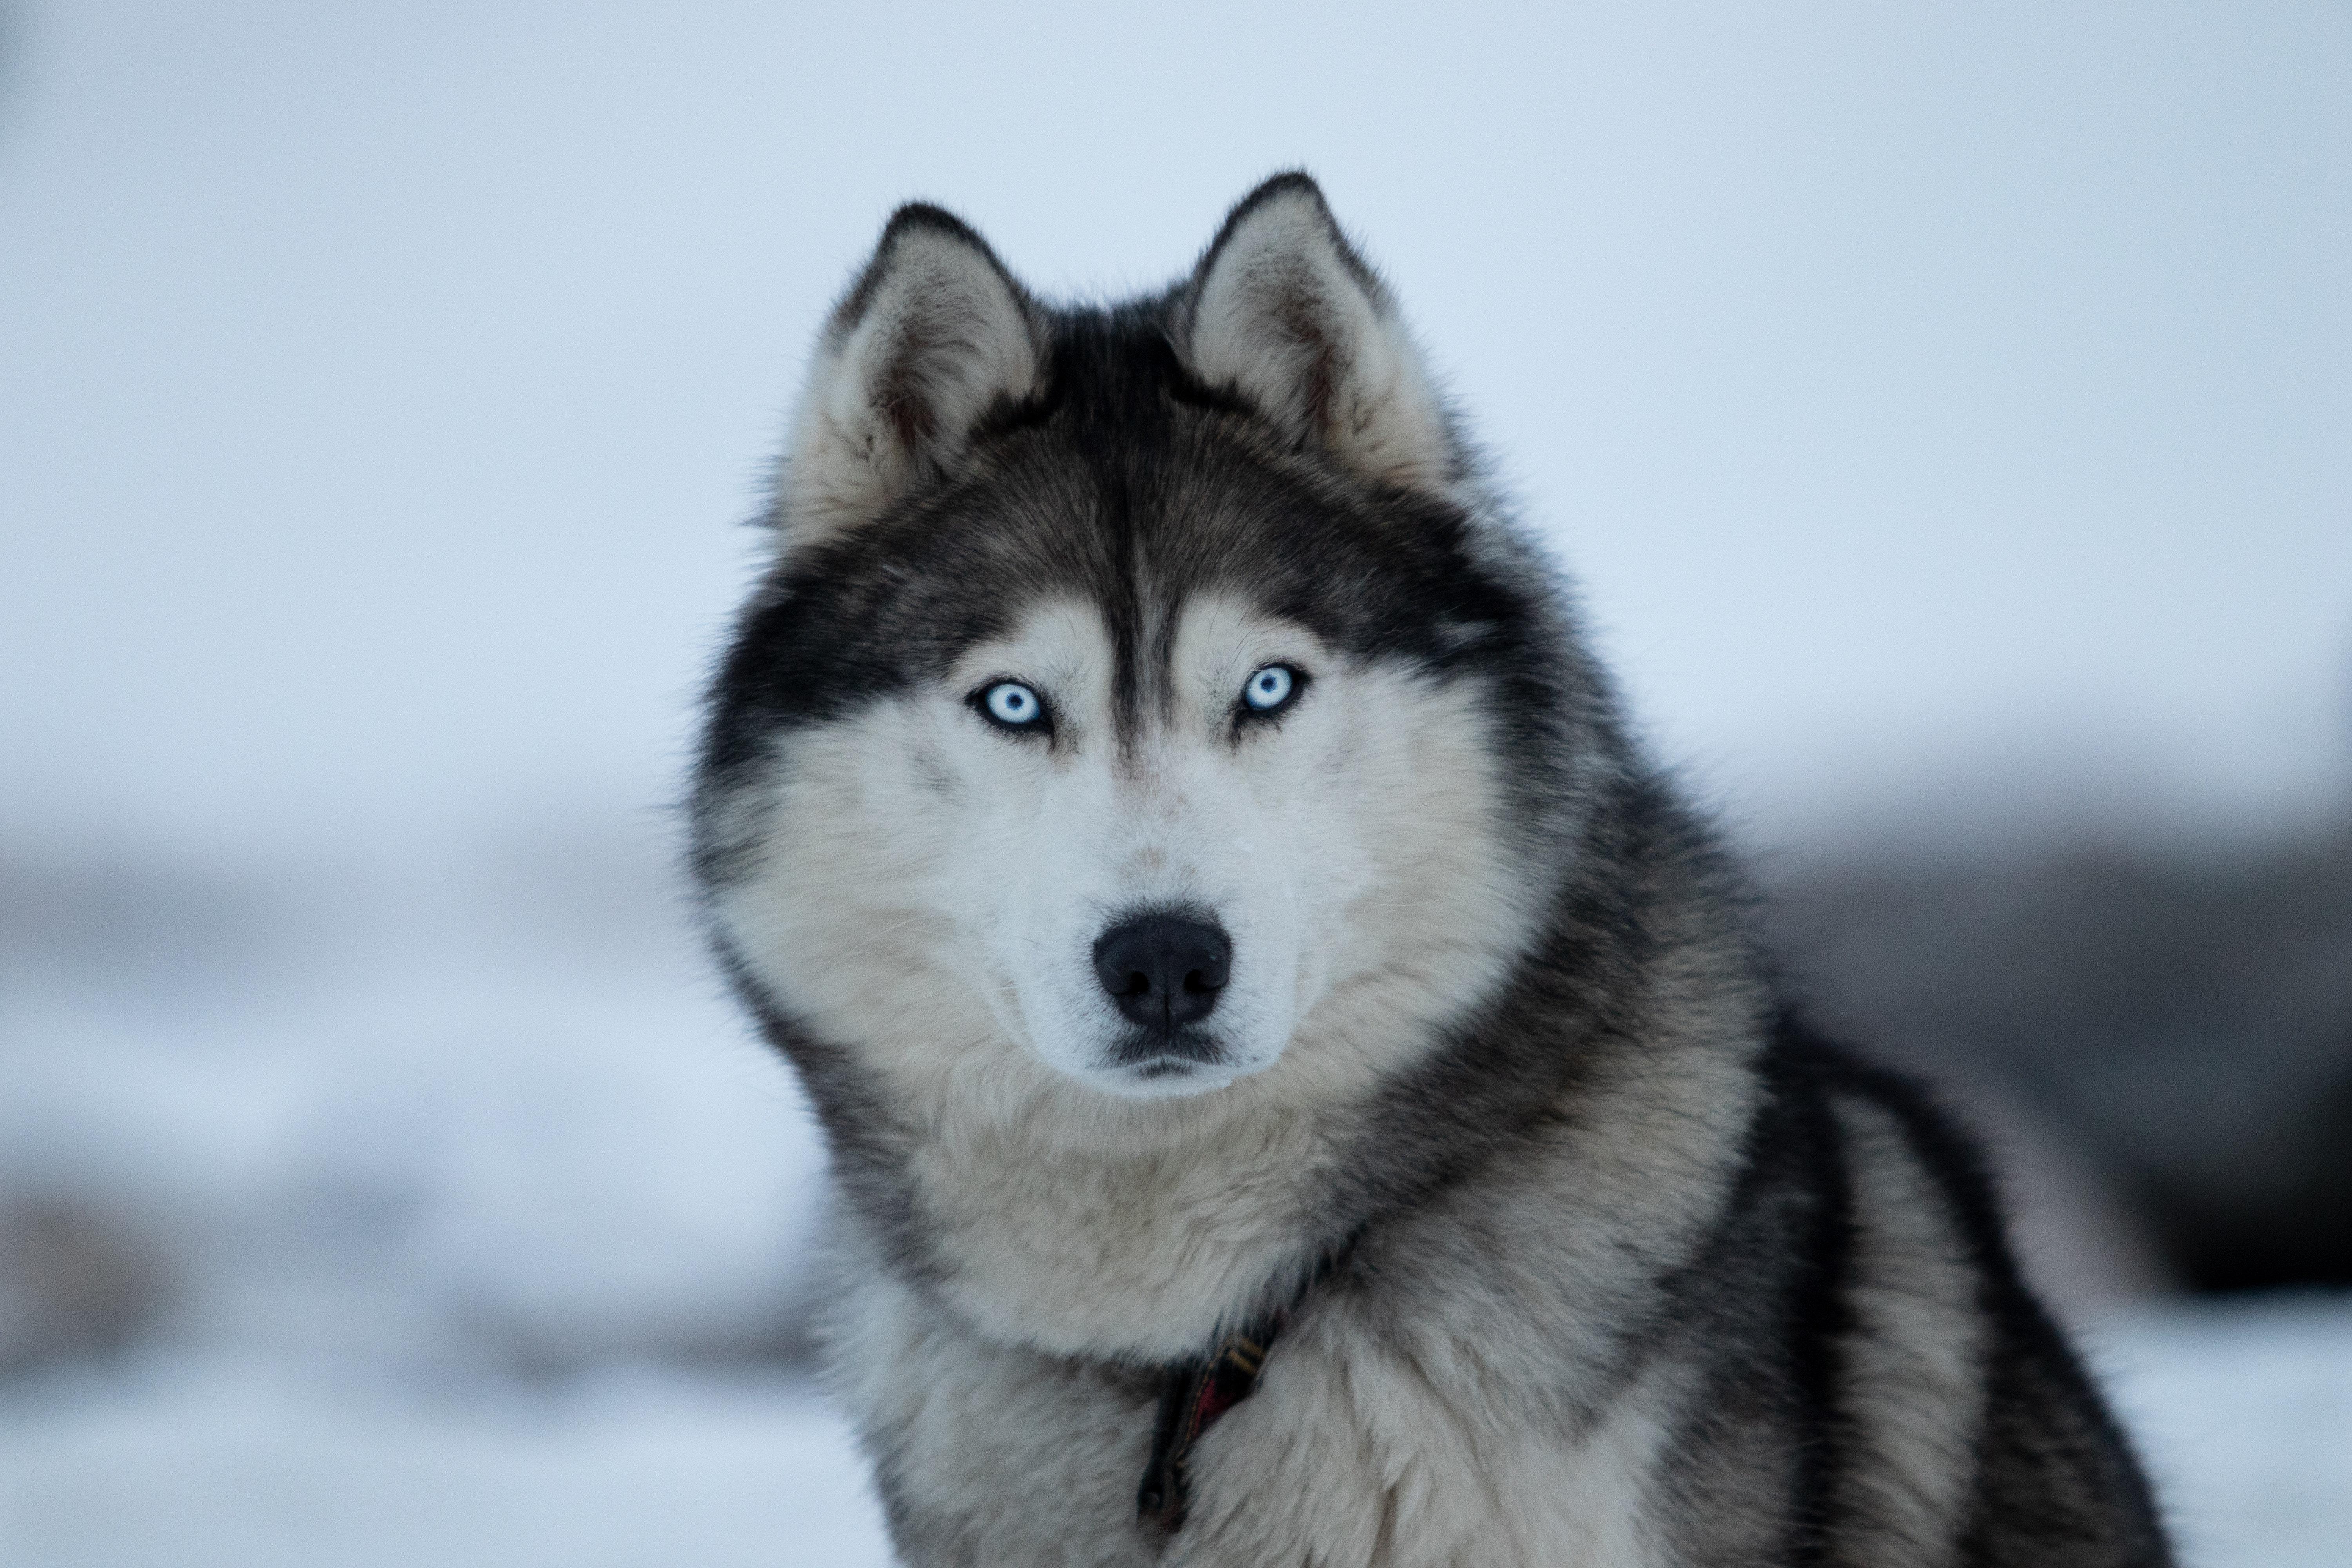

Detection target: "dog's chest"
[829, 1263, 1678, 1568]
[904, 1116, 1335, 1361]
[829, 1267, 1170, 1566]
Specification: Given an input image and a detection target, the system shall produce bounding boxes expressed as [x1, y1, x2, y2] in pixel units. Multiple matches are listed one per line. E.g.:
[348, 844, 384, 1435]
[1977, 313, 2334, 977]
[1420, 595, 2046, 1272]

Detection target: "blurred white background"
[1, 3, 2347, 1564]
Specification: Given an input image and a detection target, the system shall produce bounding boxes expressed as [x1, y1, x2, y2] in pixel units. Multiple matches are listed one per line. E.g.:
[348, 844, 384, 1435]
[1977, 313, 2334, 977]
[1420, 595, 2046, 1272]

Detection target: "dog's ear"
[777, 205, 1044, 551]
[1179, 174, 1455, 493]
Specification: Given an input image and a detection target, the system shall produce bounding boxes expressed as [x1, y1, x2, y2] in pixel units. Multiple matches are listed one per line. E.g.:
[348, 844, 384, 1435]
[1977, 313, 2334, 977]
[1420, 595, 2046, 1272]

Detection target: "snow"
[0, 835, 831, 1375]
[0, 1361, 887, 1568]
[7, 805, 2338, 1568]
[2089, 1299, 2352, 1568]
[0, 4, 2345, 1564]
[2, 1306, 2347, 1566]
[11, 850, 2337, 1567]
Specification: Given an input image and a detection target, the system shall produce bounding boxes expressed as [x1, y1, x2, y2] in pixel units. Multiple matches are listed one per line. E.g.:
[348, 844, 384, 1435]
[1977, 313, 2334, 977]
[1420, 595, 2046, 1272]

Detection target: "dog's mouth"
[1095, 1057, 1240, 1100]
[1090, 1033, 1245, 1098]
[1106, 1026, 1229, 1072]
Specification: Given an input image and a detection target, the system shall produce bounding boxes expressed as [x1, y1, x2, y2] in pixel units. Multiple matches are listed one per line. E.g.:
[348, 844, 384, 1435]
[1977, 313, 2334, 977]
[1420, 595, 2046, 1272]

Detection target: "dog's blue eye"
[981, 681, 1044, 728]
[1242, 665, 1296, 713]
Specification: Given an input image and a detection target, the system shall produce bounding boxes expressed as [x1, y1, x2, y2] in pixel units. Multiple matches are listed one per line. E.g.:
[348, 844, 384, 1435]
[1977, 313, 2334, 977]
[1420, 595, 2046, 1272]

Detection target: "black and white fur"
[692, 175, 2172, 1566]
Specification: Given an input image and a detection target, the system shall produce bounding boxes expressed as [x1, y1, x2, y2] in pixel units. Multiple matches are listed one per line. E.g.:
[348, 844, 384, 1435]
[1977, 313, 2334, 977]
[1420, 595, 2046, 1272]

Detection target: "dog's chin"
[1084, 1059, 1240, 1100]
[1055, 1033, 1278, 1101]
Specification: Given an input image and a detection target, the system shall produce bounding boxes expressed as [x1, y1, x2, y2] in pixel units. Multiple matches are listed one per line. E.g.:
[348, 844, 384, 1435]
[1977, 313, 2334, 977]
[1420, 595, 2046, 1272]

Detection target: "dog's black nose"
[1093, 913, 1230, 1033]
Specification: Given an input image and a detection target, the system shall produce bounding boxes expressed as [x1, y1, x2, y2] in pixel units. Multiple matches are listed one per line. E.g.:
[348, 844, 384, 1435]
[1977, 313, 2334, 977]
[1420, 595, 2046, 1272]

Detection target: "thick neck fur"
[748, 759, 1770, 1368]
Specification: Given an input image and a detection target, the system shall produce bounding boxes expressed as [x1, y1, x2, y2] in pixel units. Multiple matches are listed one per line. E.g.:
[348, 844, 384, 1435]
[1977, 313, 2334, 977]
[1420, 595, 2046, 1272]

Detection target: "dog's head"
[697, 177, 1592, 1114]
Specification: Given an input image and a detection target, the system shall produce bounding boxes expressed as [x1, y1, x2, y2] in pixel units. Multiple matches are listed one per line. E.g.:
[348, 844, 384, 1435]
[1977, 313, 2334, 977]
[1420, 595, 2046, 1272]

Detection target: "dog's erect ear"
[777, 206, 1044, 550]
[1179, 174, 1455, 493]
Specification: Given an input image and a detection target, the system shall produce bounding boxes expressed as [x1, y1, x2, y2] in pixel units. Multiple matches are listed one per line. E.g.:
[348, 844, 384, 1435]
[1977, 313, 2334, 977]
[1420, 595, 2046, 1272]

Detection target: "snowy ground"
[3, 846, 2348, 1564]
[0, 1359, 884, 1568]
[2086, 1299, 2352, 1568]
[0, 1300, 2345, 1566]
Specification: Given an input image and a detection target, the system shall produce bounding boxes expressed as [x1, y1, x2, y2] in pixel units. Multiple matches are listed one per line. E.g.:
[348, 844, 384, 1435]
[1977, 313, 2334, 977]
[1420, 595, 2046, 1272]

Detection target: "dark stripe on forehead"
[1144, 575, 1183, 738]
[1047, 303, 1201, 753]
[1098, 441, 1149, 752]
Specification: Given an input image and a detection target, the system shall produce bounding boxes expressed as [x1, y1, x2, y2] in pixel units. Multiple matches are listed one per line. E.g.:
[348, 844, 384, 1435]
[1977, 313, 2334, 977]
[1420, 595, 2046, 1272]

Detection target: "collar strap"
[1136, 1314, 1285, 1538]
[1132, 1237, 1358, 1539]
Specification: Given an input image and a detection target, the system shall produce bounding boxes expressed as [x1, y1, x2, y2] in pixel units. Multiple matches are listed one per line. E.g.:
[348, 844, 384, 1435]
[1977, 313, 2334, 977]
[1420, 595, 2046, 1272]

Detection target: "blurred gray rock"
[1768, 820, 2352, 1297]
[0, 1196, 172, 1374]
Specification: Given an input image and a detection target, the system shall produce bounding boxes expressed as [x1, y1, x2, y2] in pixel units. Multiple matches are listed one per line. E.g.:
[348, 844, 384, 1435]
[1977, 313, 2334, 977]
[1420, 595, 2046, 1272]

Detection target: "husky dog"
[691, 175, 2172, 1566]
